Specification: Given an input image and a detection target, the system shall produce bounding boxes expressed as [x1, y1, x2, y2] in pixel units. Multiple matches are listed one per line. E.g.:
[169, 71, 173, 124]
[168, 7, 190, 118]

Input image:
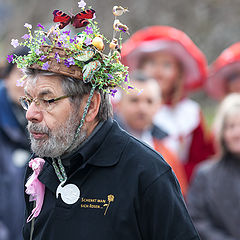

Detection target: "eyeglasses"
[19, 95, 73, 111]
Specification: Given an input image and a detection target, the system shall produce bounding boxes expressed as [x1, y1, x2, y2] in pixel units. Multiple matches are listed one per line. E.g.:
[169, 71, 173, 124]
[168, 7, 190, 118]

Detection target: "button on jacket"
[23, 119, 199, 240]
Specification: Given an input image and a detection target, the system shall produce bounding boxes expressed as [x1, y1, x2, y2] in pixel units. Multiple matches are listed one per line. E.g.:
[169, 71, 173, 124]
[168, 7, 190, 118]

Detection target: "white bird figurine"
[112, 6, 128, 16]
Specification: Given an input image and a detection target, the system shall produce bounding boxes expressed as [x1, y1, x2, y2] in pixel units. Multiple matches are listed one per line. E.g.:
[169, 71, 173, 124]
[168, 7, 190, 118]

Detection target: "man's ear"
[85, 91, 101, 123]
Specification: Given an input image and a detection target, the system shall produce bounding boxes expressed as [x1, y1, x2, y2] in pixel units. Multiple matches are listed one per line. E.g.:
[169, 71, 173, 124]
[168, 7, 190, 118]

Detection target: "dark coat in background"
[187, 154, 240, 240]
[0, 82, 30, 240]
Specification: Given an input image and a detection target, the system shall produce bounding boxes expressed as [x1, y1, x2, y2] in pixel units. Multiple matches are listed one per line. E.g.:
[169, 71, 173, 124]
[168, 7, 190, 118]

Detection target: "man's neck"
[85, 120, 99, 139]
[61, 120, 103, 162]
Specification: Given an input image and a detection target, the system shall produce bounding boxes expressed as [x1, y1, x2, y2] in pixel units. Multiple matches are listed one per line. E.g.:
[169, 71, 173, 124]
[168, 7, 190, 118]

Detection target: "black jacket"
[23, 119, 199, 240]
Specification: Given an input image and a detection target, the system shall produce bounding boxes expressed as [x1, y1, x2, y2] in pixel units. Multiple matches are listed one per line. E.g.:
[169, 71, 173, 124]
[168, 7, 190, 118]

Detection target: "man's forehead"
[25, 75, 63, 96]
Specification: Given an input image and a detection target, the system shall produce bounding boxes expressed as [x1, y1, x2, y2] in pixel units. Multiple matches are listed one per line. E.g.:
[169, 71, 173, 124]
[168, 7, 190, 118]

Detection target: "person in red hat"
[206, 42, 240, 100]
[121, 25, 215, 182]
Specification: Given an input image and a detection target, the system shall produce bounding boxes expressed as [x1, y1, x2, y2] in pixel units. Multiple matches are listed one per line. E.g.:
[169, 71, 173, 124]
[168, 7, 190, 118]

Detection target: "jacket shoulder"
[118, 128, 172, 191]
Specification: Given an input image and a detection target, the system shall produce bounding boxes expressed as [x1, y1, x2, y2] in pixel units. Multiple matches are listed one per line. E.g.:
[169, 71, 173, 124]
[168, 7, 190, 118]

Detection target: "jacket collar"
[41, 119, 129, 170]
[151, 124, 168, 140]
[74, 118, 128, 167]
[86, 120, 128, 167]
[37, 119, 129, 193]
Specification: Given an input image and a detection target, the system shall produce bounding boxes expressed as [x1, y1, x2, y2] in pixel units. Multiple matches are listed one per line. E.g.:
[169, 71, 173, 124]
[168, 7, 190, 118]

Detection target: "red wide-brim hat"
[206, 42, 240, 100]
[121, 25, 207, 92]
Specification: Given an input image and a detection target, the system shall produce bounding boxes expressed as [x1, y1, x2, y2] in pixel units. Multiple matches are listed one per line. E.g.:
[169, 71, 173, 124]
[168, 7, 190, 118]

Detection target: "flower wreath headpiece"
[8, 1, 133, 97]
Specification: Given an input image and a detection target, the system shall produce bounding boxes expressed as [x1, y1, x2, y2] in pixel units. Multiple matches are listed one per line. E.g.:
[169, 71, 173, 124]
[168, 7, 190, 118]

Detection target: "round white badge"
[56, 180, 80, 205]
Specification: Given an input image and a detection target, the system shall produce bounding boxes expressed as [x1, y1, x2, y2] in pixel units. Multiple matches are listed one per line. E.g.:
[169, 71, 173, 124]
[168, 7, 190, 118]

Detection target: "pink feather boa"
[25, 158, 45, 222]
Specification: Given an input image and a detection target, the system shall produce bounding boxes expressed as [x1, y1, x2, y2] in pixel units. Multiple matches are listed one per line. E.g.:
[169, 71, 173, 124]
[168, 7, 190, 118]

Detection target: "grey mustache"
[28, 123, 49, 135]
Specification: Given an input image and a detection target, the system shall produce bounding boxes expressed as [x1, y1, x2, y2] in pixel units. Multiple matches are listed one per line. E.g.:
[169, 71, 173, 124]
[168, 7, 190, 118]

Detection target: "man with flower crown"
[9, 2, 200, 239]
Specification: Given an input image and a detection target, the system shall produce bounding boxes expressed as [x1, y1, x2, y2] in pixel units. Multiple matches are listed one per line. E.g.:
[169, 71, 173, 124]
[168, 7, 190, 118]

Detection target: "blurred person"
[0, 47, 30, 240]
[115, 71, 188, 195]
[187, 93, 240, 240]
[206, 42, 240, 100]
[121, 25, 215, 182]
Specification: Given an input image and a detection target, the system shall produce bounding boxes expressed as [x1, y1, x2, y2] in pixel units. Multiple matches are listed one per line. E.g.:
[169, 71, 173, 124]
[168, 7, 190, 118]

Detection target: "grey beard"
[28, 112, 87, 158]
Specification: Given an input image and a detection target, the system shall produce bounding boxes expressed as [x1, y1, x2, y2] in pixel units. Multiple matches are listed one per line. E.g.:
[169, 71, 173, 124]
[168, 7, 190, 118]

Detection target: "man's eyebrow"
[38, 89, 54, 97]
[24, 89, 55, 98]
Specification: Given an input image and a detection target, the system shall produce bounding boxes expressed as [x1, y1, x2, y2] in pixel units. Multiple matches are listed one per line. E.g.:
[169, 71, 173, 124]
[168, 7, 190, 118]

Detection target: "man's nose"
[138, 101, 148, 112]
[26, 102, 43, 123]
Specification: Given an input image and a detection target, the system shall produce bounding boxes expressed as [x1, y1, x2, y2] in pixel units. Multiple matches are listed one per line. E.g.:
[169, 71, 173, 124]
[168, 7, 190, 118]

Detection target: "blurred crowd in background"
[1, 0, 240, 239]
